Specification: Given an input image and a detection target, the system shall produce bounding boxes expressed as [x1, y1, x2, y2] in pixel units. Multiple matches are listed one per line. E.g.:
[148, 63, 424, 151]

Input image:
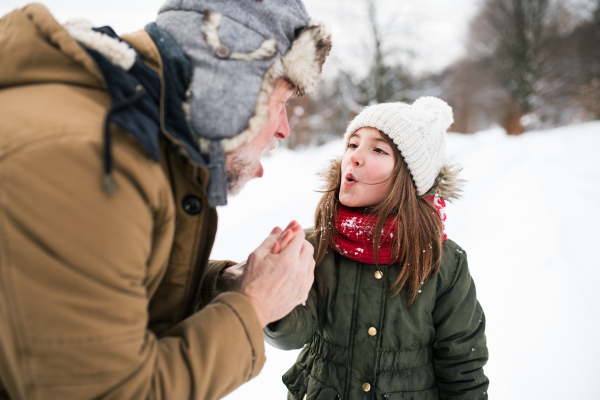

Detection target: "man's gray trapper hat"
[156, 0, 332, 206]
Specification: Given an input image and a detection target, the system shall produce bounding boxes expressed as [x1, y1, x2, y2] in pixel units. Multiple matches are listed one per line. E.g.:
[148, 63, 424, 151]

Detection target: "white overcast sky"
[1, 0, 594, 77]
[0, 0, 485, 76]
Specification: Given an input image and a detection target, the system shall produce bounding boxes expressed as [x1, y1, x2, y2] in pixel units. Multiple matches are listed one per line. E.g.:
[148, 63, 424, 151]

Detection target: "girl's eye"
[374, 147, 388, 155]
[348, 143, 358, 149]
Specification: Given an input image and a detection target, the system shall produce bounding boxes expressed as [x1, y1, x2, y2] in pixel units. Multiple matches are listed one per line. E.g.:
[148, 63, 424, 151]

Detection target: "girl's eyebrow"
[349, 132, 361, 140]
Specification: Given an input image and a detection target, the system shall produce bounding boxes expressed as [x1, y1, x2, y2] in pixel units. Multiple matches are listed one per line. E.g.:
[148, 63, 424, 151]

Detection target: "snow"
[2, 1, 598, 397]
[341, 216, 360, 230]
[212, 121, 600, 400]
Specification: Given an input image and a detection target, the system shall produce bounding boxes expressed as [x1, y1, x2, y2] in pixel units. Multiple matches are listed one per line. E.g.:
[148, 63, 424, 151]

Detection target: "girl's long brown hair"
[312, 132, 444, 306]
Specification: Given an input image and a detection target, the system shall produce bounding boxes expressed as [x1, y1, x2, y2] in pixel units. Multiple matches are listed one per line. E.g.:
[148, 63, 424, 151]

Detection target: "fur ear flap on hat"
[155, 0, 332, 207]
[156, 1, 332, 156]
[282, 19, 332, 97]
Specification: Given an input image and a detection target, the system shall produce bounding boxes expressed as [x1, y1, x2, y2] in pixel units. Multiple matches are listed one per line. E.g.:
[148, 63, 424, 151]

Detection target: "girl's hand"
[271, 220, 302, 254]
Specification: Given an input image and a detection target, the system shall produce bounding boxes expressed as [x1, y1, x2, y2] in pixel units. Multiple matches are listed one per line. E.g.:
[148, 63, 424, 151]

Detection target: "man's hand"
[238, 224, 315, 327]
[218, 220, 303, 292]
[217, 260, 246, 293]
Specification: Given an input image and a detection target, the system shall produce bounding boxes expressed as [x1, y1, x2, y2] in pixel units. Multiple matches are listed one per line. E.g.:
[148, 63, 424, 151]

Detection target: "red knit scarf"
[332, 196, 447, 264]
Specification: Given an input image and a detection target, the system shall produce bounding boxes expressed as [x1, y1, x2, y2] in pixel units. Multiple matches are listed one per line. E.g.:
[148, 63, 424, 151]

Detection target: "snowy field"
[210, 121, 600, 400]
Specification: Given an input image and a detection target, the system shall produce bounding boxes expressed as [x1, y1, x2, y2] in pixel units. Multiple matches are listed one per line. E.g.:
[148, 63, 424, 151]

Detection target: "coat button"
[374, 270, 383, 279]
[215, 44, 231, 59]
[368, 327, 377, 336]
[302, 394, 307, 400]
[182, 196, 203, 215]
[362, 382, 371, 392]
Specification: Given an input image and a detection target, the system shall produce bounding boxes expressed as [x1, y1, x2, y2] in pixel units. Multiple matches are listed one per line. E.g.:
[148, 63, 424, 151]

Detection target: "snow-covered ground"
[211, 121, 600, 400]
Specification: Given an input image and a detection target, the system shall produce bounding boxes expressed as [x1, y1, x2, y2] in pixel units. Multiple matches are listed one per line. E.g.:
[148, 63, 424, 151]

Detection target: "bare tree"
[339, 0, 414, 107]
[469, 0, 556, 134]
[579, 0, 600, 118]
[285, 0, 414, 147]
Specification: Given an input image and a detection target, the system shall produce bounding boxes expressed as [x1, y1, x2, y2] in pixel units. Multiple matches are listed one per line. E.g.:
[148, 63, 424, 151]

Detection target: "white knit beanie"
[344, 97, 454, 196]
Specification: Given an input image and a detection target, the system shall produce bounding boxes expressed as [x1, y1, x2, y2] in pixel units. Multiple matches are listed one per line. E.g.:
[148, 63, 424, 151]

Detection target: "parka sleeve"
[432, 248, 489, 399]
[199, 259, 238, 308]
[263, 285, 318, 350]
[0, 132, 264, 400]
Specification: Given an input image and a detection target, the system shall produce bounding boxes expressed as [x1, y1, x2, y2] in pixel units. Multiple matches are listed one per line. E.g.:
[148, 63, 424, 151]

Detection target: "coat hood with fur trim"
[1, 1, 332, 208]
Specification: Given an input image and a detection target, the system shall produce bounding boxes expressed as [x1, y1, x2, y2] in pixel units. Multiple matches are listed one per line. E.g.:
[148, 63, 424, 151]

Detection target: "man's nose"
[275, 106, 290, 139]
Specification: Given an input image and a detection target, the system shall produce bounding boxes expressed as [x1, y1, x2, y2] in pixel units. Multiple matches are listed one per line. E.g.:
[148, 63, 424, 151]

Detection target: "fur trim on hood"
[422, 163, 464, 200]
[63, 19, 136, 71]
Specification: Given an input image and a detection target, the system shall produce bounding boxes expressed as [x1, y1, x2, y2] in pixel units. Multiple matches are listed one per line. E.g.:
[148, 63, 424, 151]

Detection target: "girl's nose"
[349, 147, 364, 166]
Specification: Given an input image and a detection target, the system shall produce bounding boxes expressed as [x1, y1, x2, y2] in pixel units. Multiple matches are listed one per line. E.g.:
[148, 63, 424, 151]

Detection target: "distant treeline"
[286, 0, 600, 147]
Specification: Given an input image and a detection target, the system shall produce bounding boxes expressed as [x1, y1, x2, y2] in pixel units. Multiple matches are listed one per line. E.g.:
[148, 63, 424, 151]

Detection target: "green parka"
[265, 230, 489, 400]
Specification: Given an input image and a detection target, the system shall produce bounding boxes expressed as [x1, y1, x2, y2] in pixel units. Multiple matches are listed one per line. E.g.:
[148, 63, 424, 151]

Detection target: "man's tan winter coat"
[0, 4, 265, 399]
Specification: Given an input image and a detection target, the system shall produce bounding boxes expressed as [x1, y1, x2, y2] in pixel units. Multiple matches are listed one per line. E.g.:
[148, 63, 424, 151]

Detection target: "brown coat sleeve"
[199, 260, 238, 309]
[0, 130, 265, 399]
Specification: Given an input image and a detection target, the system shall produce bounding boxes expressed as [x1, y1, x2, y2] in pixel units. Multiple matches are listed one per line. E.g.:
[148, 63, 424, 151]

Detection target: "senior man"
[0, 1, 331, 399]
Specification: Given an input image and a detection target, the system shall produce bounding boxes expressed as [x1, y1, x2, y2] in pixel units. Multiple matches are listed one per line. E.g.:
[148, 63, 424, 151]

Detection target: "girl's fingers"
[272, 241, 281, 255]
[289, 220, 302, 232]
[279, 229, 295, 250]
[272, 221, 302, 253]
[254, 226, 283, 258]
[279, 228, 306, 257]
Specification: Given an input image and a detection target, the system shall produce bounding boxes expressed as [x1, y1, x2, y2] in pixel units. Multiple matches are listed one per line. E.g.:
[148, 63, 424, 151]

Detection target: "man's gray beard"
[225, 137, 279, 196]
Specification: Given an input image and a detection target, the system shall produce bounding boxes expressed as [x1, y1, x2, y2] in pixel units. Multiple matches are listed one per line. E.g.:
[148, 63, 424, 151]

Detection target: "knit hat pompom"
[413, 96, 453, 130]
[343, 97, 453, 196]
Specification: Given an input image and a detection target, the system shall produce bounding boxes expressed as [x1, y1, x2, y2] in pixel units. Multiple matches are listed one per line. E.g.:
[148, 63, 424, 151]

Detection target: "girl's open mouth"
[344, 173, 357, 185]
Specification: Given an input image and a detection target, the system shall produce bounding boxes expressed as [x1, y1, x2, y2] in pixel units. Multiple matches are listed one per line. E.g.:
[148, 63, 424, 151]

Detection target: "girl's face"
[339, 127, 396, 208]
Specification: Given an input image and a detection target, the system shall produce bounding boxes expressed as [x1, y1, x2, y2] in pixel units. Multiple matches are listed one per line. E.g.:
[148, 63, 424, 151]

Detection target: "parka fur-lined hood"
[321, 157, 465, 201]
[28, 0, 332, 207]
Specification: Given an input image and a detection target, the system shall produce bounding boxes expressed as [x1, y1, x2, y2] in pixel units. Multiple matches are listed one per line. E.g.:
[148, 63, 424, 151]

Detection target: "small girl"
[265, 97, 489, 400]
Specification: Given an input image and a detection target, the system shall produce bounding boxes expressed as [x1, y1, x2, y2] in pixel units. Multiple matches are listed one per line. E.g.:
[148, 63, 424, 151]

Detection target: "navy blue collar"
[144, 23, 207, 166]
[85, 25, 207, 168]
